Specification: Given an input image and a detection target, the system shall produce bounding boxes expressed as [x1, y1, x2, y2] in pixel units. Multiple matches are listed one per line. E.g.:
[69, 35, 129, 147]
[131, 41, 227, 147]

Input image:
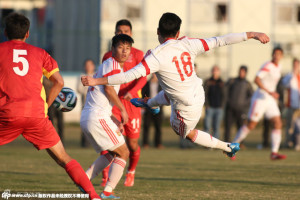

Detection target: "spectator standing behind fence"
[204, 65, 226, 139]
[142, 74, 164, 149]
[282, 58, 300, 148]
[224, 66, 253, 142]
[77, 59, 96, 147]
[43, 76, 64, 143]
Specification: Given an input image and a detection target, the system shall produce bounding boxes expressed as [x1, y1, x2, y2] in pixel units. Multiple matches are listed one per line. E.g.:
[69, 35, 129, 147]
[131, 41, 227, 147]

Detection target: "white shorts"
[170, 87, 204, 138]
[80, 117, 125, 153]
[248, 91, 280, 122]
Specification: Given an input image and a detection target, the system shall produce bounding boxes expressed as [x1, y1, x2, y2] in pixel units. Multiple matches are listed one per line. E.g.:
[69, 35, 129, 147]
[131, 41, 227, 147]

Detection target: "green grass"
[0, 124, 300, 200]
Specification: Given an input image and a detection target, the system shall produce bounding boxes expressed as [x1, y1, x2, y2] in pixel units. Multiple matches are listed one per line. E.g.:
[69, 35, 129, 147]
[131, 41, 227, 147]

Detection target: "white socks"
[104, 157, 126, 193]
[86, 153, 114, 180]
[271, 129, 282, 153]
[233, 125, 250, 143]
[191, 130, 231, 152]
[147, 90, 170, 107]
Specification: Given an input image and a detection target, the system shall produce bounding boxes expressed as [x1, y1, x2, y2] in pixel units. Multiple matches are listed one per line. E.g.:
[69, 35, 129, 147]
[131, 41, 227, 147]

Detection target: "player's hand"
[81, 76, 97, 86]
[247, 32, 270, 44]
[118, 123, 124, 134]
[120, 109, 129, 125]
[124, 92, 133, 101]
[269, 92, 279, 99]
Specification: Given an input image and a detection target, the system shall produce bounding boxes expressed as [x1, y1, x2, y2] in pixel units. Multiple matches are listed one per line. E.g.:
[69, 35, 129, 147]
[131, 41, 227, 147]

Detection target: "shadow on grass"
[136, 176, 298, 187]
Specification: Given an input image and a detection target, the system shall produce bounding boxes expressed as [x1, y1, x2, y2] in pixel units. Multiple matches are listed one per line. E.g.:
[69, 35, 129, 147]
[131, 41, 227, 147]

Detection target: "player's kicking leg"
[47, 141, 101, 200]
[186, 130, 240, 157]
[85, 143, 129, 199]
[130, 90, 169, 114]
[131, 92, 240, 158]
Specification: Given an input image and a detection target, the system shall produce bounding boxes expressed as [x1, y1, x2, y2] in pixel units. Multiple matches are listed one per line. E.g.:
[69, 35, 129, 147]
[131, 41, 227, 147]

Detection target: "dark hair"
[158, 12, 182, 38]
[239, 65, 248, 72]
[293, 58, 299, 64]
[5, 13, 30, 40]
[272, 47, 283, 55]
[115, 19, 132, 31]
[112, 34, 134, 48]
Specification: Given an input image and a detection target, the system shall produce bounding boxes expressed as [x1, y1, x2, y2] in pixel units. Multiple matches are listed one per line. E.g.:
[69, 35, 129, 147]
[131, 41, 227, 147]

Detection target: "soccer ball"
[53, 87, 77, 112]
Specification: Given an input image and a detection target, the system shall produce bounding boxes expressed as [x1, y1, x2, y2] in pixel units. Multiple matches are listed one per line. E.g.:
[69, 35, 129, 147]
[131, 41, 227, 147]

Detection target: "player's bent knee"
[273, 118, 282, 129]
[186, 129, 197, 141]
[247, 121, 257, 130]
[112, 144, 130, 160]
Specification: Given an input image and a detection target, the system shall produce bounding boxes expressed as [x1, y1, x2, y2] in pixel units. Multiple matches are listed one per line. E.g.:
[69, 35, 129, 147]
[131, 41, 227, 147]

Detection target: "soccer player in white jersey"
[80, 34, 134, 199]
[81, 12, 269, 159]
[233, 47, 286, 160]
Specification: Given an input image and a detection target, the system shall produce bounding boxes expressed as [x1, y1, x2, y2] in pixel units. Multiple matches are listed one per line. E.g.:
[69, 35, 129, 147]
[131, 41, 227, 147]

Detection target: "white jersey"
[81, 57, 122, 120]
[107, 33, 248, 111]
[142, 37, 205, 108]
[256, 61, 281, 94]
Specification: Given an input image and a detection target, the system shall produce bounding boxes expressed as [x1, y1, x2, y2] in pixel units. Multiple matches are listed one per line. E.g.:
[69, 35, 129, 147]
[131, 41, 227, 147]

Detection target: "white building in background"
[2, 0, 300, 122]
[99, 0, 300, 80]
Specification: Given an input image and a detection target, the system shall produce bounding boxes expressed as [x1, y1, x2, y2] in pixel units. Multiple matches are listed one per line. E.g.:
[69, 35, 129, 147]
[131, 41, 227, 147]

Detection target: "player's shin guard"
[147, 90, 170, 107]
[65, 159, 100, 200]
[191, 130, 231, 152]
[271, 129, 282, 153]
[104, 157, 126, 193]
[128, 146, 140, 172]
[85, 153, 114, 180]
[233, 125, 250, 143]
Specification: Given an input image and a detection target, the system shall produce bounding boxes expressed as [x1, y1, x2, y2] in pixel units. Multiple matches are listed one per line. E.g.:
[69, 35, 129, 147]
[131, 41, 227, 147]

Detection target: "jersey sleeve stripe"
[43, 68, 59, 79]
[199, 39, 209, 51]
[141, 58, 150, 75]
[103, 69, 121, 77]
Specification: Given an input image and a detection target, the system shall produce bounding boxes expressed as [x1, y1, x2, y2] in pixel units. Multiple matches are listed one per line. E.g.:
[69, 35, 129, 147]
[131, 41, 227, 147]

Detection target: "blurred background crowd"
[1, 0, 300, 150]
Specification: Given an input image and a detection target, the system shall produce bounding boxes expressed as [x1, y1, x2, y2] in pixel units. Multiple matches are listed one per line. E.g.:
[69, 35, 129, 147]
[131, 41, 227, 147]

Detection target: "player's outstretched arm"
[246, 32, 270, 44]
[48, 71, 64, 106]
[203, 32, 270, 52]
[81, 76, 108, 86]
[82, 63, 147, 87]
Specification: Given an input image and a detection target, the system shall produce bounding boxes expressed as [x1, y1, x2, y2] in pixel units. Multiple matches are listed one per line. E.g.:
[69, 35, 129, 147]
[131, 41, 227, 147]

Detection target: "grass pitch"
[0, 124, 299, 200]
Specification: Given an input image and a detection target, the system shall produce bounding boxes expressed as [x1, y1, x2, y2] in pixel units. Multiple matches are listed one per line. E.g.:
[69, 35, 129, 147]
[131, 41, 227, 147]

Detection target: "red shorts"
[0, 117, 60, 150]
[112, 98, 141, 139]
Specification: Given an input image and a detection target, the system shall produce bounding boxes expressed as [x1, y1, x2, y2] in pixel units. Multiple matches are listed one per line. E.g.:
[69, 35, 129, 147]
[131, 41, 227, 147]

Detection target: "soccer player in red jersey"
[0, 13, 101, 200]
[100, 19, 146, 187]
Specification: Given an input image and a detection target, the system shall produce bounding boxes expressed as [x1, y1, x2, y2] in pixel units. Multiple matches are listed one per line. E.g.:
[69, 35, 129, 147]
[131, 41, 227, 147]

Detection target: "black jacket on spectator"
[223, 77, 253, 142]
[204, 77, 225, 108]
[226, 77, 253, 112]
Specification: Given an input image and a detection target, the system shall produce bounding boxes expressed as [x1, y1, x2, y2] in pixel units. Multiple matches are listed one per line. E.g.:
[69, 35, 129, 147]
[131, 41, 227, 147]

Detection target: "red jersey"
[0, 40, 59, 119]
[102, 47, 146, 98]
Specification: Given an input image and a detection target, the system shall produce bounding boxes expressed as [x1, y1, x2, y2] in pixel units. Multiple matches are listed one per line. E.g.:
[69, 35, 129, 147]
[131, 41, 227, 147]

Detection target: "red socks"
[128, 146, 140, 172]
[65, 159, 99, 200]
